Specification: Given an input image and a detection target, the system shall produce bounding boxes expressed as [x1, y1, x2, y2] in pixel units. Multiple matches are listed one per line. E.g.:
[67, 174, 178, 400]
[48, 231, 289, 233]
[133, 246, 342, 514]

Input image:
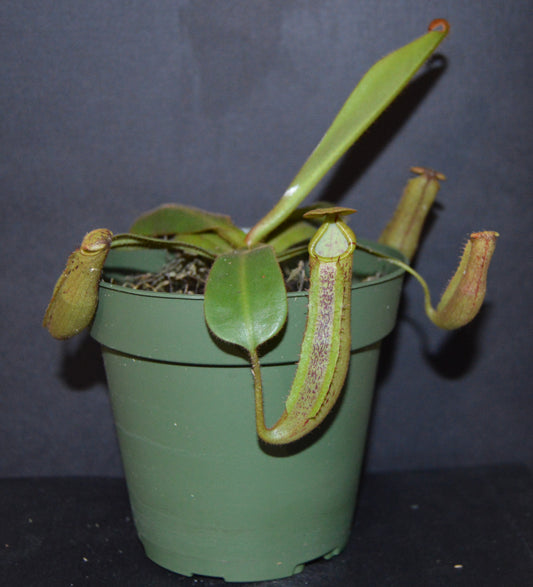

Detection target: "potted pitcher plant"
[43, 19, 498, 582]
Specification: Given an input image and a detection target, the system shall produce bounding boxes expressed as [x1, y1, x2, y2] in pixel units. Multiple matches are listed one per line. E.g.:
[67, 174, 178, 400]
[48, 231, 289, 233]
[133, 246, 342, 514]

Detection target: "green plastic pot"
[91, 239, 405, 582]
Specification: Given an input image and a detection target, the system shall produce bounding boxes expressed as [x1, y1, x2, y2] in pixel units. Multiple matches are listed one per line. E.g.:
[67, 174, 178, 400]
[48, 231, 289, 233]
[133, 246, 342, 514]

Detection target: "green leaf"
[246, 23, 448, 245]
[266, 220, 318, 253]
[130, 204, 246, 247]
[171, 232, 235, 256]
[204, 245, 288, 352]
[109, 233, 218, 259]
[264, 202, 331, 253]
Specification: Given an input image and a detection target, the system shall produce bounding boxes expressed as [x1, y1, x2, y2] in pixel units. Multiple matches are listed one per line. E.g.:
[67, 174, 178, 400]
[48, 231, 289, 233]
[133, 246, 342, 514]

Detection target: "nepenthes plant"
[43, 19, 498, 445]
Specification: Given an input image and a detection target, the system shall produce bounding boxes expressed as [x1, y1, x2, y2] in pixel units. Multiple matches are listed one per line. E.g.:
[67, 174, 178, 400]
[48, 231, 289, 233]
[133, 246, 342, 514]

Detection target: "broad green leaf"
[246, 23, 449, 245]
[204, 245, 288, 352]
[108, 233, 218, 259]
[130, 204, 246, 247]
[171, 232, 235, 256]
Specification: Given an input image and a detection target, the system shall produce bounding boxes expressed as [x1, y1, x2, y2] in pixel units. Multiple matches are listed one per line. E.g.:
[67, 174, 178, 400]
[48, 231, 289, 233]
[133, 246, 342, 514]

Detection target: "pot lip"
[99, 237, 406, 301]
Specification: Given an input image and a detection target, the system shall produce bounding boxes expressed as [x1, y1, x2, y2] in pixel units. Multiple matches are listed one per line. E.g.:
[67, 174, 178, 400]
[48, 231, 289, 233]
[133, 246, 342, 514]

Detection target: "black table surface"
[1, 464, 532, 586]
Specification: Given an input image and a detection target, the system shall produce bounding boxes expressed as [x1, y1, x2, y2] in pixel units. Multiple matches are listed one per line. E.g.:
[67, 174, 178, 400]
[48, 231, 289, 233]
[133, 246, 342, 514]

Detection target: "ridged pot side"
[91, 240, 405, 582]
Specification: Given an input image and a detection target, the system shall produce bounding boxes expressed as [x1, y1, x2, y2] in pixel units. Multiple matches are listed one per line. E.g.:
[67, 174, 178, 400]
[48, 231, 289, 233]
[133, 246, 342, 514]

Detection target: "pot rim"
[99, 236, 406, 301]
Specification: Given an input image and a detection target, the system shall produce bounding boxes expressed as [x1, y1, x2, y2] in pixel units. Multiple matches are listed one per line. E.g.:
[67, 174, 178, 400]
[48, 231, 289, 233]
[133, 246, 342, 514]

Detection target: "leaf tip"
[428, 18, 450, 33]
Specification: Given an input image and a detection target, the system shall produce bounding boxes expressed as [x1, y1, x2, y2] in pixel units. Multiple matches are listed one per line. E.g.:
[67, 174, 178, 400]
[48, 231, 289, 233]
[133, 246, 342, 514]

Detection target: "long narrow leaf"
[246, 22, 449, 245]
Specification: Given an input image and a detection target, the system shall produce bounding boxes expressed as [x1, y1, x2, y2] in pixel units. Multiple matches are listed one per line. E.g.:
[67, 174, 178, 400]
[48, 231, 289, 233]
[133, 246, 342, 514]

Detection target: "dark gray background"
[2, 1, 531, 477]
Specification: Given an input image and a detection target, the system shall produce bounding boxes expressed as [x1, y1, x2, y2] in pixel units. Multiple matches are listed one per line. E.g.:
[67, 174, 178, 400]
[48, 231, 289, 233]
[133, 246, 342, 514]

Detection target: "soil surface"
[108, 251, 310, 295]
